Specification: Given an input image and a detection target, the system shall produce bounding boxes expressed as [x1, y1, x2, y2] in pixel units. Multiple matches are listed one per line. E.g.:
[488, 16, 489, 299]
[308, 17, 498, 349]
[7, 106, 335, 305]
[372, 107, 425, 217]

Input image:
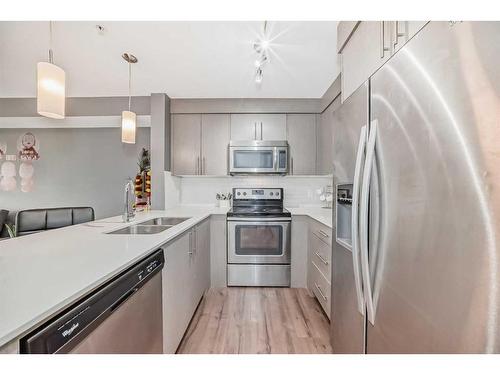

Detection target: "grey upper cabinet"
[286, 114, 317, 175]
[339, 21, 428, 102]
[230, 114, 257, 140]
[259, 114, 287, 140]
[172, 114, 229, 176]
[230, 114, 286, 141]
[392, 21, 428, 52]
[172, 114, 201, 175]
[201, 114, 230, 175]
[317, 97, 340, 175]
[340, 21, 392, 102]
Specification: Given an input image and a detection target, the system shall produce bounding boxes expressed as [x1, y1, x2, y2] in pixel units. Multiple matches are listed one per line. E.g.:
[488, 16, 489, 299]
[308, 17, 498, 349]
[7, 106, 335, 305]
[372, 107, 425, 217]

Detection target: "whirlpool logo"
[62, 322, 79, 338]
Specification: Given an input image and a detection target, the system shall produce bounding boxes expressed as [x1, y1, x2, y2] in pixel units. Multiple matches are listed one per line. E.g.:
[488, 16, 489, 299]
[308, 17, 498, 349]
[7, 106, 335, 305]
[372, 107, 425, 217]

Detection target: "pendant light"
[121, 53, 138, 144]
[37, 21, 66, 119]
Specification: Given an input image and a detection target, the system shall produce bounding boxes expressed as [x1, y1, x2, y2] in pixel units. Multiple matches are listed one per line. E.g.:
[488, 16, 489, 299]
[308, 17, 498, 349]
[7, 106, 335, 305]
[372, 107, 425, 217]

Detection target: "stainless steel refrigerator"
[330, 21, 500, 353]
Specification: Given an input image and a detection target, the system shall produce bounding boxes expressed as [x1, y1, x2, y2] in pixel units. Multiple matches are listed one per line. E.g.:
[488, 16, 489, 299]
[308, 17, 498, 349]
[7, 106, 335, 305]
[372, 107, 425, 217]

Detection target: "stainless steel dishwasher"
[21, 249, 164, 354]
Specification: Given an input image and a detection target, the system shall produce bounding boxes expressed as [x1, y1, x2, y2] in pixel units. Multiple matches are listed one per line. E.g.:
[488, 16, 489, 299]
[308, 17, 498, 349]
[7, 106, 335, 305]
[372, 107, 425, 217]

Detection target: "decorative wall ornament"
[16, 132, 40, 192]
[0, 155, 17, 192]
[19, 162, 35, 193]
[0, 142, 6, 159]
[18, 132, 40, 161]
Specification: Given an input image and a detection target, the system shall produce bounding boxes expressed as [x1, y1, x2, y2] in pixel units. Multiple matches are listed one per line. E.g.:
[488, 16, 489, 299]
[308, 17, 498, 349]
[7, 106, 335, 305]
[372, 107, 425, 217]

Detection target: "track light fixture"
[255, 68, 264, 84]
[253, 21, 270, 84]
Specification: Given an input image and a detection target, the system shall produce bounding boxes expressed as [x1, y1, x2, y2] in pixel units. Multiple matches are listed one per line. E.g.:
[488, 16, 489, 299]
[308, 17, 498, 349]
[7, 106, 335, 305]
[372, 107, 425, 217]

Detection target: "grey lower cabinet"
[307, 218, 333, 319]
[172, 114, 230, 176]
[162, 219, 210, 354]
[286, 114, 317, 175]
[230, 114, 286, 141]
[210, 214, 227, 287]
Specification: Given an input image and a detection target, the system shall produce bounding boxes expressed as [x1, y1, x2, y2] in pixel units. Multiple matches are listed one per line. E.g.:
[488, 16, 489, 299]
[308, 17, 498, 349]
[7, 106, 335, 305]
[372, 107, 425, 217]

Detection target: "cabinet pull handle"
[193, 227, 197, 254]
[290, 157, 294, 175]
[260, 122, 263, 140]
[380, 21, 390, 58]
[318, 229, 330, 238]
[393, 21, 405, 49]
[254, 123, 257, 140]
[315, 283, 327, 301]
[315, 251, 329, 265]
[188, 231, 193, 255]
[203, 157, 206, 175]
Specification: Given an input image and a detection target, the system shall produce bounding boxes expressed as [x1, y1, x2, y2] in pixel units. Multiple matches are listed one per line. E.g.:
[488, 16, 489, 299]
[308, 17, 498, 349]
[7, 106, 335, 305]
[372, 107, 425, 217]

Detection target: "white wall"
[165, 175, 332, 208]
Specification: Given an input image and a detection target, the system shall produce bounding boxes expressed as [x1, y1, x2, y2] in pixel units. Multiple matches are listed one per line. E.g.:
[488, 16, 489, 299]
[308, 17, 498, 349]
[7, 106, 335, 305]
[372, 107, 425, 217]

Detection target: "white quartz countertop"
[287, 206, 333, 228]
[0, 205, 229, 348]
[0, 204, 330, 348]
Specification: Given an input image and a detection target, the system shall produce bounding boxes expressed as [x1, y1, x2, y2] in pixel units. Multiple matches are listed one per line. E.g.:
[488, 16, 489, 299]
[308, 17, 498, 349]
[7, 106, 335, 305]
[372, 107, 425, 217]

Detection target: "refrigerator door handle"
[360, 120, 377, 325]
[351, 125, 367, 315]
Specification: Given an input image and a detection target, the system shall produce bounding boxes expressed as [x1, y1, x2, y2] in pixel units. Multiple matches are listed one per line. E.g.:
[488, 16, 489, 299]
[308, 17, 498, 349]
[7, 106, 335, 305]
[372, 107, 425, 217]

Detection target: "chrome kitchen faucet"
[123, 178, 136, 222]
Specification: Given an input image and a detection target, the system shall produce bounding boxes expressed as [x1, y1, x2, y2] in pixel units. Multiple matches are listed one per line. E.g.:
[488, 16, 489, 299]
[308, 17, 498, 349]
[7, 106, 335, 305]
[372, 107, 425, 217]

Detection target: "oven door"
[229, 146, 279, 174]
[227, 218, 291, 264]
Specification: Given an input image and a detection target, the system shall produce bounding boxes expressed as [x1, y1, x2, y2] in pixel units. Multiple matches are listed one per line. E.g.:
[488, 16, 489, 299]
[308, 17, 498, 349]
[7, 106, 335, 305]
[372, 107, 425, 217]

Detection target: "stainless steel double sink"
[107, 217, 190, 235]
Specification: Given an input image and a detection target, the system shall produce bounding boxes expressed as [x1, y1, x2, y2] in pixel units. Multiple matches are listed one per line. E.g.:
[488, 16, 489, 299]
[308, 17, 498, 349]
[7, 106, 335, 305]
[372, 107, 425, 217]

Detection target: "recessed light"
[96, 25, 106, 35]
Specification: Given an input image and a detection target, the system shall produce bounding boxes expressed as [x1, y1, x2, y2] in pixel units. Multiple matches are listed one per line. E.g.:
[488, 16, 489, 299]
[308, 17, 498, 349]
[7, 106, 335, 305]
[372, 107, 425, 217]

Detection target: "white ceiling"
[0, 21, 339, 99]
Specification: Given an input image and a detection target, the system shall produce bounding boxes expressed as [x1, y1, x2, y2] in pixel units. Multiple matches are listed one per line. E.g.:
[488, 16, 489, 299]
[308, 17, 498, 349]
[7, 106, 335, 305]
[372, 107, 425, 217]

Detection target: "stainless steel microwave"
[229, 140, 288, 175]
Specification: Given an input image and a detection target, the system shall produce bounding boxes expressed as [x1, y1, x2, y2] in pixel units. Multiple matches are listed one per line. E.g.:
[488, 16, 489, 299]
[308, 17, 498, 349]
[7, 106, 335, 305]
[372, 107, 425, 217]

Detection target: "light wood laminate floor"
[177, 287, 332, 354]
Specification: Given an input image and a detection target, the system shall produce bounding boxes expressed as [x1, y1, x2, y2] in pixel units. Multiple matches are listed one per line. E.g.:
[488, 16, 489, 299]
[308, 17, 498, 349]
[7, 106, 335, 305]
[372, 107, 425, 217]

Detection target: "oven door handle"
[227, 217, 292, 222]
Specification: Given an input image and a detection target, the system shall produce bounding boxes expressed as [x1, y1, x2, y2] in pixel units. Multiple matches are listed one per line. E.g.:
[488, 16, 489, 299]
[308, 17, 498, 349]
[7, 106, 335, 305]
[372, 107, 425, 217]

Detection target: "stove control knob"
[243, 192, 247, 196]
[276, 192, 280, 197]
[270, 192, 274, 196]
[237, 192, 241, 196]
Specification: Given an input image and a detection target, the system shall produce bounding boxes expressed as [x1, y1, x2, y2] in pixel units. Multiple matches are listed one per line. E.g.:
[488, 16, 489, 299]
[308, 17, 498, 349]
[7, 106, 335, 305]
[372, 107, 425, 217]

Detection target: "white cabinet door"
[201, 114, 230, 175]
[260, 114, 287, 140]
[286, 114, 317, 175]
[162, 231, 192, 354]
[341, 21, 392, 102]
[172, 114, 201, 175]
[230, 114, 260, 140]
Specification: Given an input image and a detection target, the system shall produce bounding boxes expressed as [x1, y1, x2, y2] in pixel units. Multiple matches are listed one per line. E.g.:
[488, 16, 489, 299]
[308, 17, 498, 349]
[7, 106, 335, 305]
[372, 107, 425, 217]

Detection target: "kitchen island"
[0, 205, 332, 353]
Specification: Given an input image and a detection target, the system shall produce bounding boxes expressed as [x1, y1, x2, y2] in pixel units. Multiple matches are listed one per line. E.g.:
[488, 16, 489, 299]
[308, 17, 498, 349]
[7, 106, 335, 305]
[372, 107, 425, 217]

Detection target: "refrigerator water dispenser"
[336, 183, 353, 249]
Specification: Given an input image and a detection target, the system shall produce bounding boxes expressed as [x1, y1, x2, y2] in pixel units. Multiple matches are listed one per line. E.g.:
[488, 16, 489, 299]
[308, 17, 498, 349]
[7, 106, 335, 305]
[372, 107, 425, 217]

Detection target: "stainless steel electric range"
[227, 188, 291, 287]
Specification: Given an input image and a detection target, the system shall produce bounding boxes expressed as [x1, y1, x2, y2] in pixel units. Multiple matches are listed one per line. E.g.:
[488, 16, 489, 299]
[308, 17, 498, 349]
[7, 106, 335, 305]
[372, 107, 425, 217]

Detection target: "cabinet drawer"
[310, 262, 331, 319]
[310, 232, 331, 280]
[309, 219, 332, 246]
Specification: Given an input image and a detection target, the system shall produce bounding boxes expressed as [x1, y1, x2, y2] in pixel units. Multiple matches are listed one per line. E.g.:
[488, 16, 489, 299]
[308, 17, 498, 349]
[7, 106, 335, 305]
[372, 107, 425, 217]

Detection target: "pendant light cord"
[128, 61, 132, 111]
[48, 21, 54, 64]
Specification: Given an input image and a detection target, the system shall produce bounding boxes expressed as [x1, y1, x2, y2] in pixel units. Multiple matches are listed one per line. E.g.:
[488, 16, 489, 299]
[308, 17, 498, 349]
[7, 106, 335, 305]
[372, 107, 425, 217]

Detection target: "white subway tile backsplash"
[173, 176, 332, 207]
